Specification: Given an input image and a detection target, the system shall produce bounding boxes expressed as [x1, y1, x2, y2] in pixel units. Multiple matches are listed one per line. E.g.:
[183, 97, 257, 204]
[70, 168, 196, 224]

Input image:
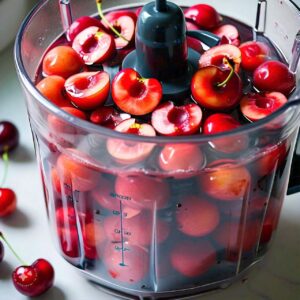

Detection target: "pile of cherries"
[0, 121, 55, 297]
[35, 3, 296, 146]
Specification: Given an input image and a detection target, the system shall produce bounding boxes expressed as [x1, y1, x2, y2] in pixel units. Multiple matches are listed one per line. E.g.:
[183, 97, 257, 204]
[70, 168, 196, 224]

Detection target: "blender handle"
[287, 134, 300, 195]
[186, 30, 220, 48]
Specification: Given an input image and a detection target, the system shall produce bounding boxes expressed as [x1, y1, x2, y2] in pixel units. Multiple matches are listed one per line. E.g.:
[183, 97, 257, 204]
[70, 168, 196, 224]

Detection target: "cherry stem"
[0, 232, 27, 266]
[0, 152, 9, 187]
[96, 0, 129, 42]
[217, 59, 235, 88]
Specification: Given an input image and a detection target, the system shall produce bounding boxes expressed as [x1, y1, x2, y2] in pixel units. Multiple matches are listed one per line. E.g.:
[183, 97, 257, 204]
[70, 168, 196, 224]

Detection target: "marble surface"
[1, 18, 300, 300]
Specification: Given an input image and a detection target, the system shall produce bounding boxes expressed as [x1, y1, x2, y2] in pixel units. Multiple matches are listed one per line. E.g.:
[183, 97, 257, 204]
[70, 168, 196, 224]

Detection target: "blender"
[14, 0, 300, 299]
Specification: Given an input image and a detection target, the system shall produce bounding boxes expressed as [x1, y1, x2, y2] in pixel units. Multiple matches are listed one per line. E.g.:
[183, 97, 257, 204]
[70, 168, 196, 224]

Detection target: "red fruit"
[186, 21, 200, 31]
[56, 151, 99, 192]
[112, 68, 163, 115]
[90, 106, 130, 129]
[72, 26, 115, 65]
[55, 206, 77, 228]
[51, 168, 62, 195]
[103, 12, 136, 49]
[104, 213, 170, 246]
[176, 196, 219, 237]
[115, 174, 170, 210]
[0, 121, 19, 154]
[203, 113, 248, 153]
[199, 161, 251, 201]
[239, 41, 270, 72]
[212, 24, 240, 47]
[58, 227, 80, 258]
[187, 36, 203, 54]
[253, 60, 296, 95]
[171, 240, 216, 277]
[106, 118, 156, 164]
[65, 71, 110, 110]
[184, 4, 222, 30]
[158, 144, 205, 175]
[135, 7, 143, 17]
[213, 220, 261, 257]
[0, 188, 17, 217]
[240, 92, 288, 122]
[12, 259, 54, 297]
[103, 242, 149, 284]
[67, 16, 107, 42]
[199, 44, 241, 72]
[36, 76, 71, 107]
[42, 45, 83, 78]
[151, 101, 202, 136]
[191, 66, 242, 111]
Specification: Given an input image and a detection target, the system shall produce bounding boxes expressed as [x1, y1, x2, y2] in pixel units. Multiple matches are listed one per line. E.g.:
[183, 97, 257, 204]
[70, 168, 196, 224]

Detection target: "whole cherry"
[0, 121, 19, 154]
[0, 188, 17, 217]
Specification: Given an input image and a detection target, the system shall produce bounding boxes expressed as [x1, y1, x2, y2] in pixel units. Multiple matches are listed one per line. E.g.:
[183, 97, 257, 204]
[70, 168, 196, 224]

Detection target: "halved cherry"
[239, 41, 270, 72]
[36, 76, 71, 107]
[67, 16, 107, 42]
[199, 44, 241, 72]
[72, 26, 116, 65]
[203, 113, 248, 153]
[240, 92, 288, 122]
[184, 4, 222, 30]
[65, 71, 110, 110]
[212, 24, 240, 47]
[42, 45, 83, 78]
[112, 68, 163, 115]
[106, 118, 156, 164]
[151, 101, 202, 136]
[191, 65, 242, 111]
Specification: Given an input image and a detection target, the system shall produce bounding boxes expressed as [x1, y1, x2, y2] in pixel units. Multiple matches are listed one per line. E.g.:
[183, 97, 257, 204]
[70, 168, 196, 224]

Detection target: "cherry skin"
[184, 4, 222, 30]
[65, 71, 110, 110]
[12, 259, 54, 297]
[203, 113, 249, 153]
[212, 24, 240, 47]
[176, 195, 220, 237]
[0, 240, 4, 263]
[112, 68, 163, 115]
[72, 26, 116, 65]
[239, 41, 270, 72]
[240, 92, 288, 122]
[170, 239, 216, 277]
[58, 226, 80, 258]
[42, 45, 83, 79]
[191, 66, 242, 111]
[151, 101, 202, 136]
[55, 205, 77, 228]
[253, 60, 296, 95]
[0, 188, 17, 217]
[0, 121, 19, 154]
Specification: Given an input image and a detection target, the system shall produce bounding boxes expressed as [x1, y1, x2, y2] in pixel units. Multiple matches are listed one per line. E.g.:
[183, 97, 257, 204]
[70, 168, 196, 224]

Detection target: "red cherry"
[0, 121, 19, 154]
[112, 68, 163, 115]
[42, 46, 83, 79]
[115, 174, 170, 210]
[55, 206, 77, 228]
[199, 161, 251, 201]
[106, 118, 156, 164]
[0, 241, 4, 263]
[67, 16, 107, 42]
[240, 92, 288, 122]
[151, 101, 202, 136]
[239, 41, 270, 72]
[170, 240, 216, 277]
[176, 196, 220, 237]
[58, 226, 80, 258]
[184, 4, 221, 30]
[65, 71, 110, 110]
[36, 76, 72, 107]
[72, 27, 116, 65]
[212, 25, 240, 47]
[51, 168, 62, 195]
[253, 60, 296, 95]
[203, 113, 248, 153]
[0, 188, 17, 217]
[12, 259, 54, 297]
[103, 242, 149, 284]
[191, 66, 242, 111]
[199, 44, 241, 72]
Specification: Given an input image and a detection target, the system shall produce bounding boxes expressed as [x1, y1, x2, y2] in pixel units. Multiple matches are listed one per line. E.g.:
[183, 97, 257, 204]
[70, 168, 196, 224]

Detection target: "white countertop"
[1, 39, 300, 300]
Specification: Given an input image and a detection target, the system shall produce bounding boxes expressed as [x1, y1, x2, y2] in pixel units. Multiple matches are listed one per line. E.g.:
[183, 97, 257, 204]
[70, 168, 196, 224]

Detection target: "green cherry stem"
[96, 0, 129, 42]
[0, 232, 27, 266]
[0, 152, 9, 187]
[217, 59, 235, 88]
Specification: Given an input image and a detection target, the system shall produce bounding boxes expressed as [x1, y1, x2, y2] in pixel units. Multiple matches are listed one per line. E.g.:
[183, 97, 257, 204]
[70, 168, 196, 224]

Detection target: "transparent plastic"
[14, 0, 300, 299]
